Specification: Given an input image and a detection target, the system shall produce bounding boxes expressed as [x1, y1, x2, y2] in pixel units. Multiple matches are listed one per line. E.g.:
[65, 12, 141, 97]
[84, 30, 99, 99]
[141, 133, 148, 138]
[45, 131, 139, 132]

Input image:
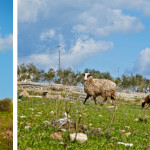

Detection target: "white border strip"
[13, 0, 17, 149]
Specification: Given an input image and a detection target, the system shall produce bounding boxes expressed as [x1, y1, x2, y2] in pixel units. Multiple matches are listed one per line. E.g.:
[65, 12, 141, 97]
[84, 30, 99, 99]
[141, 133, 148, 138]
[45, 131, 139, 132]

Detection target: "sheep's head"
[82, 73, 92, 81]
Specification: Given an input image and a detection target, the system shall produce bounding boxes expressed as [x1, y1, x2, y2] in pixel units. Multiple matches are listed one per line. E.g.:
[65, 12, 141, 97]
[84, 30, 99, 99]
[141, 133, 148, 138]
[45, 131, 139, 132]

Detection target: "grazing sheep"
[82, 73, 116, 105]
[142, 94, 150, 108]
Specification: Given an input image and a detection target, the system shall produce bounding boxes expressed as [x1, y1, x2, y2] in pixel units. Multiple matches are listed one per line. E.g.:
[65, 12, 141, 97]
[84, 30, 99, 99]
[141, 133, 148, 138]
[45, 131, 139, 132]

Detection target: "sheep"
[142, 94, 150, 108]
[82, 73, 116, 105]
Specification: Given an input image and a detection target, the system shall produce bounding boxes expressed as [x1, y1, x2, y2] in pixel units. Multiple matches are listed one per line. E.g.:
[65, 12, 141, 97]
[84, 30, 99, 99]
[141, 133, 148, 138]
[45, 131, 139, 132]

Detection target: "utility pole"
[118, 67, 120, 78]
[58, 45, 61, 71]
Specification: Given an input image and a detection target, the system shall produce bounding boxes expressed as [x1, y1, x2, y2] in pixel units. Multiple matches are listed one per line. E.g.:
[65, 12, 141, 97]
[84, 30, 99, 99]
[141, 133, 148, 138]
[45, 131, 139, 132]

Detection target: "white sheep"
[82, 73, 116, 105]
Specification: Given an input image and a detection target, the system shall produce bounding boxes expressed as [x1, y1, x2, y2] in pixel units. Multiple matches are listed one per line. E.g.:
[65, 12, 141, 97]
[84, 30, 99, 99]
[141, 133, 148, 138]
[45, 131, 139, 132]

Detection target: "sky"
[0, 0, 13, 99]
[18, 0, 150, 79]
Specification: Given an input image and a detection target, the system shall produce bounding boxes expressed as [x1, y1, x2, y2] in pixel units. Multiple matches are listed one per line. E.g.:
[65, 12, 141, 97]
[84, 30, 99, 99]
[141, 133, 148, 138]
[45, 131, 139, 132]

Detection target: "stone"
[50, 132, 63, 140]
[43, 121, 51, 126]
[70, 133, 88, 143]
[19, 90, 29, 97]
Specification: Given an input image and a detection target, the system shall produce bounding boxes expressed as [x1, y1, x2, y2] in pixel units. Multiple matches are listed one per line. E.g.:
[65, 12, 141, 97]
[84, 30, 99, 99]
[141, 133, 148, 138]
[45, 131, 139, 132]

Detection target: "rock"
[70, 133, 88, 143]
[62, 112, 70, 118]
[45, 93, 63, 100]
[57, 117, 71, 126]
[19, 90, 29, 97]
[50, 132, 63, 140]
[43, 121, 51, 126]
[29, 95, 42, 98]
[62, 128, 67, 132]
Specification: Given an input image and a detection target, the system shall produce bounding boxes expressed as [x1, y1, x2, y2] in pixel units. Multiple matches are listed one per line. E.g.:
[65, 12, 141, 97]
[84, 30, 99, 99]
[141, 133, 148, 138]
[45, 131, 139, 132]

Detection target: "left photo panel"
[0, 0, 13, 149]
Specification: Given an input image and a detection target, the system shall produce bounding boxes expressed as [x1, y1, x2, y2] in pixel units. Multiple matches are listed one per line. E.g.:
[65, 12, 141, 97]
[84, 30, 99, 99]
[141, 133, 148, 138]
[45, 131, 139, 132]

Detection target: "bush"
[0, 98, 12, 112]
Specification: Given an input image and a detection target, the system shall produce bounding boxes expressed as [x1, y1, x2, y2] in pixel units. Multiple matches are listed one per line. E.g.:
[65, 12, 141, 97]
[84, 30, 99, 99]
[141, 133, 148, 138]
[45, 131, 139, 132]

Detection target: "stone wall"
[18, 81, 148, 100]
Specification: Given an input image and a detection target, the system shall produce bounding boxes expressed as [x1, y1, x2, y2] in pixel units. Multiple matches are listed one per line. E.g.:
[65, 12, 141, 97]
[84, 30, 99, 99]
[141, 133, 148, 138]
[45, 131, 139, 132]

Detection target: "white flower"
[117, 142, 133, 147]
[28, 108, 34, 111]
[25, 126, 30, 130]
[38, 112, 42, 114]
[50, 111, 54, 114]
[20, 115, 26, 118]
[134, 118, 139, 122]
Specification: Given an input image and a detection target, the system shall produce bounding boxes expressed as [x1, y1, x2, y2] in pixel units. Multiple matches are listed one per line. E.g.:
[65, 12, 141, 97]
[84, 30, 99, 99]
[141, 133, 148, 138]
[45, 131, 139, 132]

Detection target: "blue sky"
[0, 0, 13, 99]
[18, 0, 150, 79]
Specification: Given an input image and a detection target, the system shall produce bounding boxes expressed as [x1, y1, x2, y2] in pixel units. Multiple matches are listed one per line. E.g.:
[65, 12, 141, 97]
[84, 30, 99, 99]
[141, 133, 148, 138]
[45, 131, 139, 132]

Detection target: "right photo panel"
[18, 0, 150, 149]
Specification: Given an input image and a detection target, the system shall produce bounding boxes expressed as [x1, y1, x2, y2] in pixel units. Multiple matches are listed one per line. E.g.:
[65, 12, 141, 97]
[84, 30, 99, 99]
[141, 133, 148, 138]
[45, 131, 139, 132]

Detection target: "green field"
[0, 111, 13, 150]
[18, 97, 150, 150]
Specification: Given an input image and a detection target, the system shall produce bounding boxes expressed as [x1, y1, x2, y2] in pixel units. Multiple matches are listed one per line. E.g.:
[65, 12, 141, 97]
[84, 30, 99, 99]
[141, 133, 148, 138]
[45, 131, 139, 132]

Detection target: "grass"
[0, 109, 13, 150]
[18, 97, 150, 150]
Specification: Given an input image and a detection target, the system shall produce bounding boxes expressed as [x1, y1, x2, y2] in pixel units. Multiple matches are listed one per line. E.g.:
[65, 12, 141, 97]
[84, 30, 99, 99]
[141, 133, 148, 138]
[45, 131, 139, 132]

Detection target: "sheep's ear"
[82, 73, 85, 76]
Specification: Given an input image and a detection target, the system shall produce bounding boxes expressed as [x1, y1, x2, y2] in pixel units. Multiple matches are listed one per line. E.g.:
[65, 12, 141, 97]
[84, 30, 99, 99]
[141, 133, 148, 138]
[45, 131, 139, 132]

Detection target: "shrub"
[0, 98, 12, 112]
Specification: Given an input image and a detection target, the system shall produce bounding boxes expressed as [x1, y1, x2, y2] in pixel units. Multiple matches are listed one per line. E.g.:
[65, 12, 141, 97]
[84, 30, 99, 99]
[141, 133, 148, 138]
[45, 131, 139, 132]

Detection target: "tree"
[44, 68, 55, 83]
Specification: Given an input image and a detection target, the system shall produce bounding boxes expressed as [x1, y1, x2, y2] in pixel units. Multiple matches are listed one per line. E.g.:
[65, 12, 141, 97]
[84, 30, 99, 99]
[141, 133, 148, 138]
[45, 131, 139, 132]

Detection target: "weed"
[18, 97, 150, 149]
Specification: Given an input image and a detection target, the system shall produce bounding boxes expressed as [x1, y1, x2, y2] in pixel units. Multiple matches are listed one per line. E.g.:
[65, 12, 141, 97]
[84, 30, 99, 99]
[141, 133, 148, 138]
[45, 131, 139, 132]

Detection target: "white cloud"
[18, 0, 150, 23]
[73, 7, 144, 37]
[105, 0, 150, 17]
[18, 0, 48, 23]
[18, 0, 148, 37]
[0, 34, 13, 51]
[133, 47, 150, 77]
[19, 38, 113, 70]
[40, 29, 56, 40]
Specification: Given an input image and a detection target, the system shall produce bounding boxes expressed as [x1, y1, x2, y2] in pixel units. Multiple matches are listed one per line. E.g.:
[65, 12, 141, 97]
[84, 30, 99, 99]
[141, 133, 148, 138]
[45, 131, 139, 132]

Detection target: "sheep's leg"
[101, 98, 107, 105]
[83, 95, 90, 104]
[93, 97, 97, 105]
[111, 95, 116, 106]
[142, 102, 146, 108]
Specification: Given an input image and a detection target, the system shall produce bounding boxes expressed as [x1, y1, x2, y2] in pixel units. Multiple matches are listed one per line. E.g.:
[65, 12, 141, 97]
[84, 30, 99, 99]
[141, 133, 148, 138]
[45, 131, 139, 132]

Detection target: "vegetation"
[18, 63, 150, 92]
[0, 98, 13, 112]
[18, 96, 150, 150]
[0, 98, 13, 150]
